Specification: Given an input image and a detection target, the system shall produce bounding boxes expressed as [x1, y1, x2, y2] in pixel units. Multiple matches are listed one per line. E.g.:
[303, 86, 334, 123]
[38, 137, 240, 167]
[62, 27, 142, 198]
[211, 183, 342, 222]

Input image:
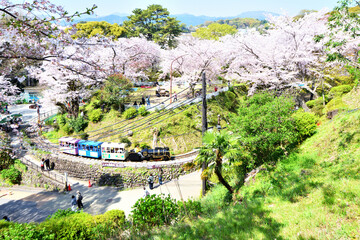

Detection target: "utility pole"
[201, 71, 208, 197]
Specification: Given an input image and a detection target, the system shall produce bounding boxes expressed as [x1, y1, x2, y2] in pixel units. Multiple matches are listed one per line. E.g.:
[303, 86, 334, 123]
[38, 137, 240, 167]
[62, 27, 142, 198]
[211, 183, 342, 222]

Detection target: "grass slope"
[148, 89, 360, 239]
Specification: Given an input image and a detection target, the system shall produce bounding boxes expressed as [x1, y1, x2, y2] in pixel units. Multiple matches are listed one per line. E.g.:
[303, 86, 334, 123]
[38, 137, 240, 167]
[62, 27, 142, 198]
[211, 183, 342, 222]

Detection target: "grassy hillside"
[145, 89, 360, 239]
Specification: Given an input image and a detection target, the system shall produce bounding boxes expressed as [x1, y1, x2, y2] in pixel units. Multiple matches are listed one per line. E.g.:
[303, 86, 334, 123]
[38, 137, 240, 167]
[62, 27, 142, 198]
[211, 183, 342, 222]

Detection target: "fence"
[21, 156, 66, 185]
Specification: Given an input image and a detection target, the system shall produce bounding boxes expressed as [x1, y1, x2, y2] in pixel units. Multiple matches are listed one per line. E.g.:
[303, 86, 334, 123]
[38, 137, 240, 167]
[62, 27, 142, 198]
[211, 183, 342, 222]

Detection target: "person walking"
[71, 195, 77, 211]
[159, 168, 163, 185]
[141, 95, 146, 105]
[146, 96, 150, 106]
[40, 159, 44, 171]
[44, 158, 50, 171]
[173, 92, 178, 102]
[148, 173, 154, 190]
[143, 187, 150, 198]
[76, 191, 84, 209]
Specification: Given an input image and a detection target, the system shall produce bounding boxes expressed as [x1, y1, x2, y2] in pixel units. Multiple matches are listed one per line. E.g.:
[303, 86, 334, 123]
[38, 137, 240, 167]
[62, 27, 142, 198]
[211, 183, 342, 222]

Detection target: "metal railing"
[20, 157, 65, 184]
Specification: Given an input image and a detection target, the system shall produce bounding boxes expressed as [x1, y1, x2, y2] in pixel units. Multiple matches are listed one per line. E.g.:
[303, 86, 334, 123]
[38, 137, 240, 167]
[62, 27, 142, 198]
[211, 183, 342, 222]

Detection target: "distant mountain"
[235, 11, 280, 20]
[70, 11, 280, 26]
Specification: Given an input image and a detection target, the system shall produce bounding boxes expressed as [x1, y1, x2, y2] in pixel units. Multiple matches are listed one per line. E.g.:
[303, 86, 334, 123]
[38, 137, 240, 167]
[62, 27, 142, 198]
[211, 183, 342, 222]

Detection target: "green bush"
[138, 106, 149, 116]
[1, 223, 54, 240]
[292, 109, 318, 141]
[68, 116, 89, 133]
[61, 123, 73, 135]
[88, 109, 103, 123]
[96, 210, 125, 227]
[79, 132, 89, 140]
[324, 97, 348, 113]
[119, 137, 131, 146]
[131, 194, 179, 229]
[177, 199, 203, 219]
[46, 208, 79, 220]
[14, 160, 27, 172]
[123, 107, 137, 119]
[56, 114, 67, 127]
[40, 212, 105, 240]
[328, 85, 352, 99]
[1, 166, 22, 184]
[140, 143, 151, 149]
[306, 97, 327, 116]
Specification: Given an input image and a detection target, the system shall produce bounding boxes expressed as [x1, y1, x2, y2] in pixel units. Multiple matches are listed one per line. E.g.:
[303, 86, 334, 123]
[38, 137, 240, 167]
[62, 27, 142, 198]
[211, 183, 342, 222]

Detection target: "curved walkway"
[0, 170, 201, 223]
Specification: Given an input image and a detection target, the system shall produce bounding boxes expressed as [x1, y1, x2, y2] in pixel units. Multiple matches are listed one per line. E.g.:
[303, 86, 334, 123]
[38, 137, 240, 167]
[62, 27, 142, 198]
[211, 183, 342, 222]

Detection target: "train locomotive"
[59, 137, 171, 161]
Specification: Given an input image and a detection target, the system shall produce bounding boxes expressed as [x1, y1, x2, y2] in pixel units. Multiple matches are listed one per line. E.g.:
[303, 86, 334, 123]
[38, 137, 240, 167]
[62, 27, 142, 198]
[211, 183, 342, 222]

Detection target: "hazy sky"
[14, 0, 340, 17]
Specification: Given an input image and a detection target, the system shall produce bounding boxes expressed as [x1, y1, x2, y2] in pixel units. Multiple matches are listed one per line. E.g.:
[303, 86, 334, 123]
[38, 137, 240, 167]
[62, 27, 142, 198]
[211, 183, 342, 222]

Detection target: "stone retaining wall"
[47, 155, 196, 190]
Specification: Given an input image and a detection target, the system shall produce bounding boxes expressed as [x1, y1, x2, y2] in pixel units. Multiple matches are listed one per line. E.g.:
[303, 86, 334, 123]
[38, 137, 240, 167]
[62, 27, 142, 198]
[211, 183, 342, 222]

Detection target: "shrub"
[56, 114, 67, 127]
[177, 199, 202, 219]
[68, 116, 89, 133]
[88, 109, 103, 123]
[1, 223, 54, 240]
[119, 137, 131, 146]
[79, 132, 89, 140]
[131, 194, 179, 229]
[61, 123, 73, 135]
[306, 97, 327, 116]
[328, 85, 352, 99]
[140, 143, 151, 149]
[138, 106, 149, 116]
[46, 208, 79, 220]
[96, 210, 125, 227]
[324, 97, 348, 113]
[1, 166, 22, 184]
[123, 107, 137, 119]
[292, 109, 318, 141]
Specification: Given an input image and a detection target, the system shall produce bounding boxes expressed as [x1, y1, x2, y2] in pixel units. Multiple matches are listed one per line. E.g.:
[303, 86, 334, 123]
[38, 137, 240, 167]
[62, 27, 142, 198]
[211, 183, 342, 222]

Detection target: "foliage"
[324, 97, 349, 113]
[192, 23, 237, 40]
[61, 123, 73, 135]
[119, 137, 131, 146]
[1, 166, 21, 184]
[306, 97, 327, 116]
[68, 116, 89, 133]
[95, 210, 125, 227]
[56, 114, 67, 127]
[1, 223, 54, 240]
[230, 92, 298, 166]
[195, 130, 244, 193]
[88, 109, 103, 123]
[177, 199, 203, 219]
[46, 209, 79, 220]
[140, 143, 151, 149]
[103, 74, 133, 112]
[199, 17, 267, 30]
[292, 109, 319, 141]
[70, 21, 127, 40]
[131, 194, 179, 229]
[123, 107, 137, 119]
[0, 149, 14, 171]
[138, 106, 149, 116]
[79, 132, 89, 140]
[123, 4, 182, 48]
[329, 85, 353, 99]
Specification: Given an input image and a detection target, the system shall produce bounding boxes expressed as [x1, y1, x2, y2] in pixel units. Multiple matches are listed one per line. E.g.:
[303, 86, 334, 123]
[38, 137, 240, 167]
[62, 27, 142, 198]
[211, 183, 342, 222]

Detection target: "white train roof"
[100, 142, 127, 148]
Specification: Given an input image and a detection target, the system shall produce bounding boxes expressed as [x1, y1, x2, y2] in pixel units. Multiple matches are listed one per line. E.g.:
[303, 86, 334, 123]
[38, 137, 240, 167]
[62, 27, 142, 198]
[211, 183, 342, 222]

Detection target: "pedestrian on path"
[71, 195, 77, 211]
[41, 159, 44, 171]
[76, 191, 84, 209]
[143, 187, 150, 198]
[173, 92, 178, 102]
[148, 173, 154, 190]
[44, 159, 50, 170]
[141, 95, 146, 105]
[159, 168, 163, 185]
[146, 96, 150, 106]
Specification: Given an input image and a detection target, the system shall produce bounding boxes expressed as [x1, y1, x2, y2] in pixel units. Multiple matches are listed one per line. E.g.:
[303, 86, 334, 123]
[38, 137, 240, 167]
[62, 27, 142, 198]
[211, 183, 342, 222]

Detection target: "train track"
[28, 131, 199, 168]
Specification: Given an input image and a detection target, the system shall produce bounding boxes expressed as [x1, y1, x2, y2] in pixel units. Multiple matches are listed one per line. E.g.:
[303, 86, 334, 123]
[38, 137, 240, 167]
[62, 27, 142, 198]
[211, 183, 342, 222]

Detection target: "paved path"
[0, 171, 201, 223]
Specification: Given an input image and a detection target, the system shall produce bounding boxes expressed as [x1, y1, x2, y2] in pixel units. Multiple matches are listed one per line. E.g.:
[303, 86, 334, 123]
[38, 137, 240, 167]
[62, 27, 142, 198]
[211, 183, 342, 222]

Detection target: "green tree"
[69, 21, 127, 40]
[103, 74, 133, 112]
[123, 4, 182, 48]
[195, 131, 243, 194]
[192, 23, 237, 40]
[229, 93, 298, 167]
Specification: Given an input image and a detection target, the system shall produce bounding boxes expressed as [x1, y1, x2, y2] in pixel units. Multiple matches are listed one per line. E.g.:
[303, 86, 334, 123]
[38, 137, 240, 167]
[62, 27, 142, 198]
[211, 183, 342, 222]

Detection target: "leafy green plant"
[138, 106, 149, 116]
[119, 137, 131, 146]
[46, 208, 79, 220]
[131, 194, 179, 229]
[292, 109, 318, 141]
[328, 85, 352, 99]
[68, 116, 89, 133]
[1, 223, 54, 240]
[177, 199, 202, 219]
[1, 166, 21, 184]
[123, 107, 137, 119]
[56, 114, 67, 127]
[88, 109, 103, 123]
[61, 123, 73, 135]
[140, 143, 151, 149]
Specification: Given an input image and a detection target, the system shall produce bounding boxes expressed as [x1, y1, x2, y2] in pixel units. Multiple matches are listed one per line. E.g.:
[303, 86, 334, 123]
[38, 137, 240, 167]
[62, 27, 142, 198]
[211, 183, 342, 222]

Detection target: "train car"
[59, 137, 81, 155]
[78, 140, 103, 159]
[101, 142, 129, 161]
[142, 147, 171, 161]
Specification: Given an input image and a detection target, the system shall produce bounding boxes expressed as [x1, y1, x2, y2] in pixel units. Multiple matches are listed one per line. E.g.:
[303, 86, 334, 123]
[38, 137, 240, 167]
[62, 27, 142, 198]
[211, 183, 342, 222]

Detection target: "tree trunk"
[214, 161, 234, 194]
